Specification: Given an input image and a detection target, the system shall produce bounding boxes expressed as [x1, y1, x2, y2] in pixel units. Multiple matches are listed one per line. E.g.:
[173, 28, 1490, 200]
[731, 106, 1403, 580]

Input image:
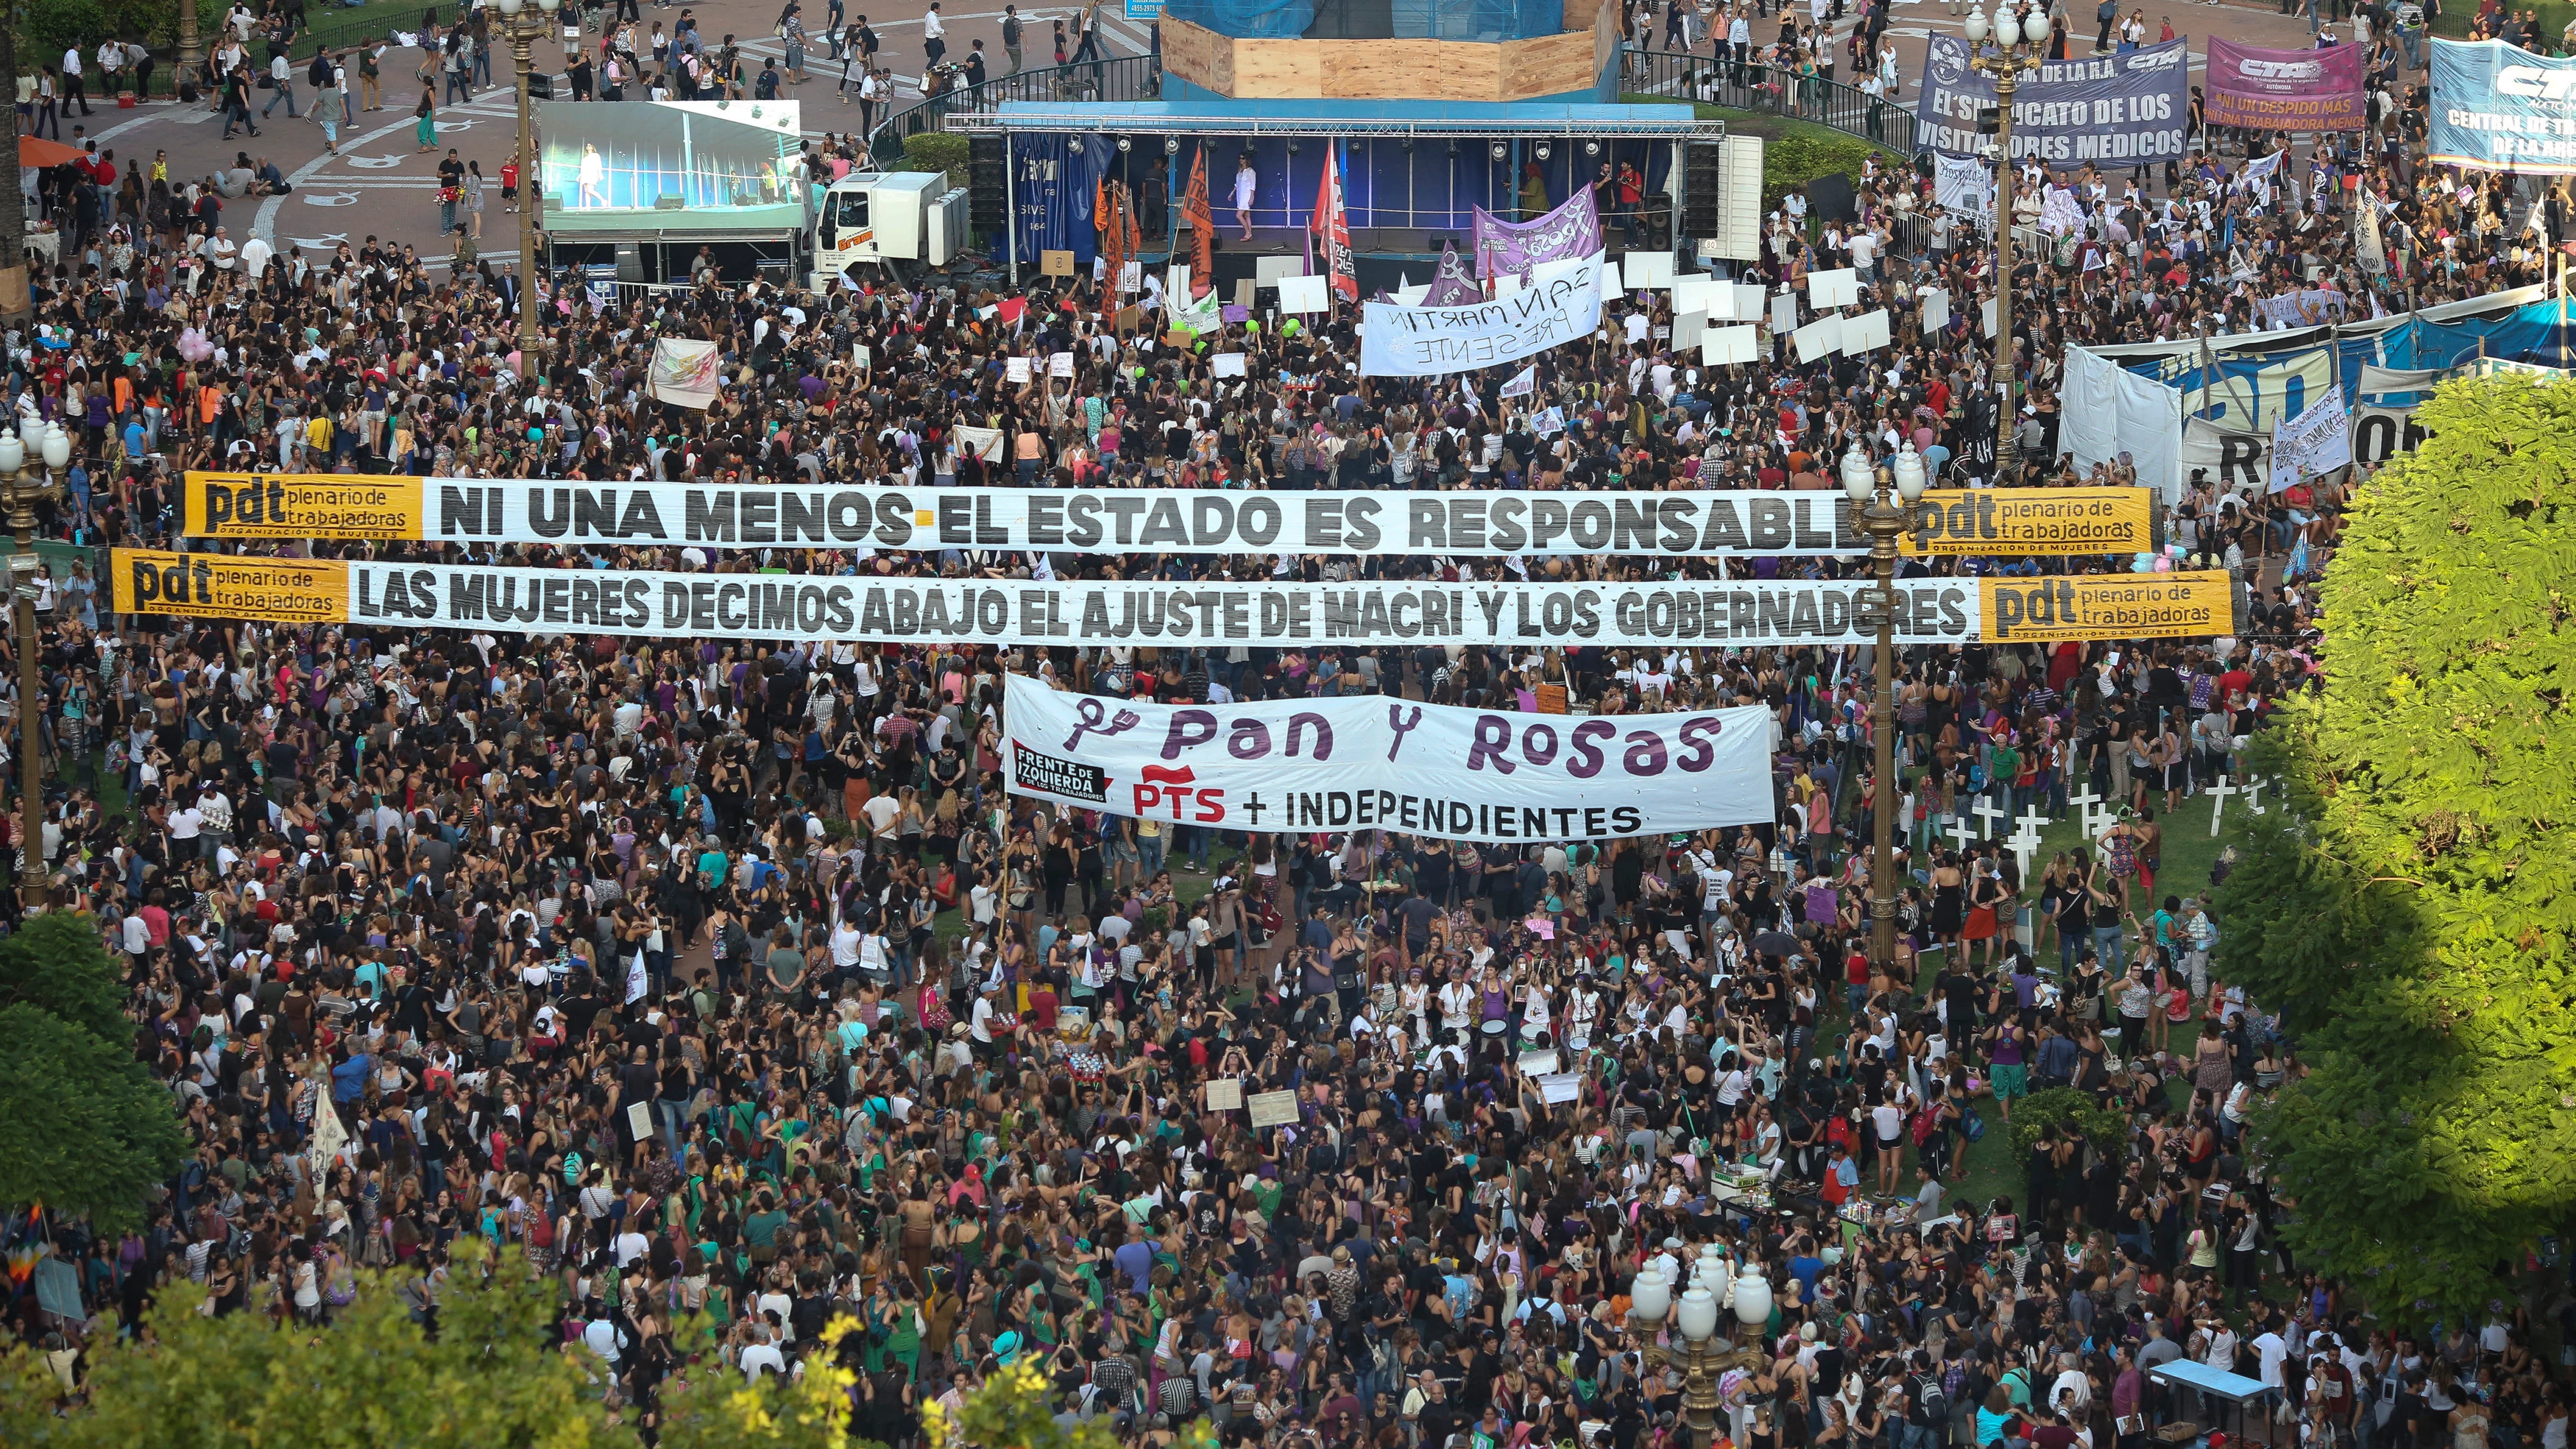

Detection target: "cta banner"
[2205, 38, 2366, 132]
[2430, 39, 2576, 173]
[184, 472, 2154, 560]
[1916, 35, 2189, 163]
[1002, 674, 1773, 843]
[113, 550, 2239, 647]
[1359, 254, 1606, 378]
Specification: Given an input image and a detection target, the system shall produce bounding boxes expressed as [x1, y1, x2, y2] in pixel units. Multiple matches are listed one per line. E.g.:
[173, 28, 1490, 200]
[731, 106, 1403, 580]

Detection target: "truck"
[541, 169, 972, 291]
[810, 170, 974, 290]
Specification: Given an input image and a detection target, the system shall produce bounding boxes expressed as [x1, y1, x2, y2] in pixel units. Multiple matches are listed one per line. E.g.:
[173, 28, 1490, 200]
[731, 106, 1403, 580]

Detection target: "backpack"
[1959, 1105, 1986, 1143]
[1911, 1105, 1941, 1148]
[1918, 1375, 1950, 1426]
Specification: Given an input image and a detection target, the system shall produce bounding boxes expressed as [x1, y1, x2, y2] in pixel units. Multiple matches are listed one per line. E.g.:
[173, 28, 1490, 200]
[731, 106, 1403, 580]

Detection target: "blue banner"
[1011, 133, 1106, 273]
[1915, 35, 2190, 164]
[2429, 38, 2576, 173]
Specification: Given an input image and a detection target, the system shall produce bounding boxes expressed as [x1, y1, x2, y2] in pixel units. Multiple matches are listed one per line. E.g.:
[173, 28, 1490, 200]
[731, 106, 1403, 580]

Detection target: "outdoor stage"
[952, 97, 1738, 291]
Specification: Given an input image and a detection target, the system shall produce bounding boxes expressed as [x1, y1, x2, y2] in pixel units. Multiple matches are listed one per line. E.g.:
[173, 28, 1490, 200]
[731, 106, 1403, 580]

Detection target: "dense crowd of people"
[13, 0, 2573, 1446]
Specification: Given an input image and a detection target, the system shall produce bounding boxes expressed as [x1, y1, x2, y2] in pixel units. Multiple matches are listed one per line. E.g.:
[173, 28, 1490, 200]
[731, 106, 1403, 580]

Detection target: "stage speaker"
[1682, 138, 1724, 239]
[1807, 172, 1857, 226]
[1307, 0, 1395, 39]
[969, 134, 1009, 232]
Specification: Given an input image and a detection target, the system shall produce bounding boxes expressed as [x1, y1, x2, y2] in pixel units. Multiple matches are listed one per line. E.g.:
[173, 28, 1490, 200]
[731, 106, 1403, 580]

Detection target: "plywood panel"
[1321, 39, 1498, 99]
[1501, 29, 1596, 99]
[1160, 17, 1232, 93]
[1593, 0, 1619, 85]
[1560, 0, 1602, 32]
[1232, 38, 1323, 97]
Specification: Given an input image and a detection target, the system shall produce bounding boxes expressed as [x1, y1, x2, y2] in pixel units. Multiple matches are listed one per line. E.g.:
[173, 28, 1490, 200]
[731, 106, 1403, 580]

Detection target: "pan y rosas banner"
[182, 472, 2152, 559]
[1915, 34, 2189, 163]
[2204, 37, 2366, 132]
[1002, 674, 1773, 843]
[113, 550, 2237, 647]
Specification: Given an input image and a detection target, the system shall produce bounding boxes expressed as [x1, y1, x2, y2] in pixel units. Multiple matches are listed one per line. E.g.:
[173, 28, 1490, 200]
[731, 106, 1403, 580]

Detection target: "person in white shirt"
[920, 2, 947, 66]
[738, 1327, 786, 1380]
[62, 45, 89, 116]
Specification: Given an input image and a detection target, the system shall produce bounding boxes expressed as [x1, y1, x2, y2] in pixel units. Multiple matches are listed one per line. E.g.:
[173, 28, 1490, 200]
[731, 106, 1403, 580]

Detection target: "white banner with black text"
[1001, 674, 1774, 843]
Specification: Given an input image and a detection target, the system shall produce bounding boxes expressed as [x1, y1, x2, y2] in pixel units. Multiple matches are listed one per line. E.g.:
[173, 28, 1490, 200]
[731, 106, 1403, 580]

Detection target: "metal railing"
[1624, 46, 1918, 156]
[867, 54, 1165, 166]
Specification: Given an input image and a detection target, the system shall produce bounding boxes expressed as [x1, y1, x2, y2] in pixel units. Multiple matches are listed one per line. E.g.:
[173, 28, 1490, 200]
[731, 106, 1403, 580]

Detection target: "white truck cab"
[811, 170, 972, 288]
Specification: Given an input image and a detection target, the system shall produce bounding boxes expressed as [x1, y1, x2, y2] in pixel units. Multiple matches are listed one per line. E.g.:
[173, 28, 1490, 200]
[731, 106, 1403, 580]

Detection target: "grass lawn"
[1903, 782, 2265, 1216]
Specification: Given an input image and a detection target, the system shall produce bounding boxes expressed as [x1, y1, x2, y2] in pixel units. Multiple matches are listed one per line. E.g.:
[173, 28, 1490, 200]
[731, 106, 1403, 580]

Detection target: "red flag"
[1184, 144, 1214, 294]
[1312, 144, 1357, 303]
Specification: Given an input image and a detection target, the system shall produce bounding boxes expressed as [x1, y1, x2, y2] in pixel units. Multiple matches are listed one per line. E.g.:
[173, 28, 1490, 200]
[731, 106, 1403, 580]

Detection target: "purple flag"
[1423, 240, 1481, 305]
[1471, 188, 1604, 282]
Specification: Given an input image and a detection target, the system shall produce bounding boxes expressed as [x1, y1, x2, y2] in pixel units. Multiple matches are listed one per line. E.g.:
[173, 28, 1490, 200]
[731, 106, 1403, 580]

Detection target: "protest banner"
[2430, 38, 2576, 173]
[1472, 190, 1604, 282]
[113, 551, 2239, 649]
[1916, 35, 2189, 164]
[1903, 487, 2156, 555]
[2271, 389, 2354, 491]
[1359, 254, 1606, 377]
[182, 475, 2156, 559]
[1002, 675, 1774, 842]
[2205, 38, 2366, 132]
[645, 338, 724, 408]
[1976, 571, 2235, 643]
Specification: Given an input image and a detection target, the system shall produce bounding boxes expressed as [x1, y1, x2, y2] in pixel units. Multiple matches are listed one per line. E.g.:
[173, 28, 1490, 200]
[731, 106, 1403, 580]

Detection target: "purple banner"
[1471, 189, 1604, 282]
[2207, 37, 2365, 132]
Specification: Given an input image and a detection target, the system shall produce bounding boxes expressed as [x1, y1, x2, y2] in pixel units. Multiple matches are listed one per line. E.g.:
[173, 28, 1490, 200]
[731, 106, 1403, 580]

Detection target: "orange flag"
[1185, 143, 1214, 292]
[1100, 183, 1126, 325]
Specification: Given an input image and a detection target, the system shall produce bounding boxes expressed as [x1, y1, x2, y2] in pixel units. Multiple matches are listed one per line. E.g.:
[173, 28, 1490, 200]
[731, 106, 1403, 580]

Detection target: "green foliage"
[1758, 132, 1876, 205]
[0, 1242, 613, 1448]
[2004, 1087, 2127, 1159]
[0, 912, 130, 1043]
[922, 1359, 1191, 1449]
[2209, 375, 2576, 1329]
[902, 132, 972, 192]
[0, 913, 185, 1236]
[21, 0, 181, 57]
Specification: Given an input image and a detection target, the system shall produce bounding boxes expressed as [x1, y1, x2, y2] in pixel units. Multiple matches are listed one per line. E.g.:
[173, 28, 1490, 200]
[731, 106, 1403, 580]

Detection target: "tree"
[0, 913, 132, 1042]
[0, 912, 182, 1234]
[0, 1248, 1186, 1449]
[0, 1243, 615, 1448]
[2211, 374, 2576, 1328]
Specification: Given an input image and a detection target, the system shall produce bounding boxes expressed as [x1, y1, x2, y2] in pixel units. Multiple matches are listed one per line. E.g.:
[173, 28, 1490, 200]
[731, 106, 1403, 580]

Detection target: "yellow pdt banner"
[1904, 488, 2155, 557]
[1977, 570, 2234, 643]
[111, 550, 350, 623]
[183, 472, 425, 541]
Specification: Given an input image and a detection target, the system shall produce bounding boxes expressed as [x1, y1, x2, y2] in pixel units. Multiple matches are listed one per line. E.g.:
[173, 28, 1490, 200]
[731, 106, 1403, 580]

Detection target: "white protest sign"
[1005, 355, 1031, 383]
[1211, 352, 1248, 378]
[1672, 275, 1719, 316]
[1246, 1089, 1301, 1127]
[1278, 275, 1331, 313]
[1770, 290, 1799, 335]
[1809, 267, 1860, 308]
[1794, 315, 1843, 363]
[1922, 288, 1951, 333]
[1050, 351, 1075, 378]
[1703, 325, 1758, 365]
[1626, 250, 1675, 288]
[1843, 308, 1892, 354]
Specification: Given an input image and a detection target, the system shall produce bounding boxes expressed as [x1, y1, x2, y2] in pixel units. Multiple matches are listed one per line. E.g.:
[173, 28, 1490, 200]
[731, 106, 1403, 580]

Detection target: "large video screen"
[538, 99, 804, 235]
